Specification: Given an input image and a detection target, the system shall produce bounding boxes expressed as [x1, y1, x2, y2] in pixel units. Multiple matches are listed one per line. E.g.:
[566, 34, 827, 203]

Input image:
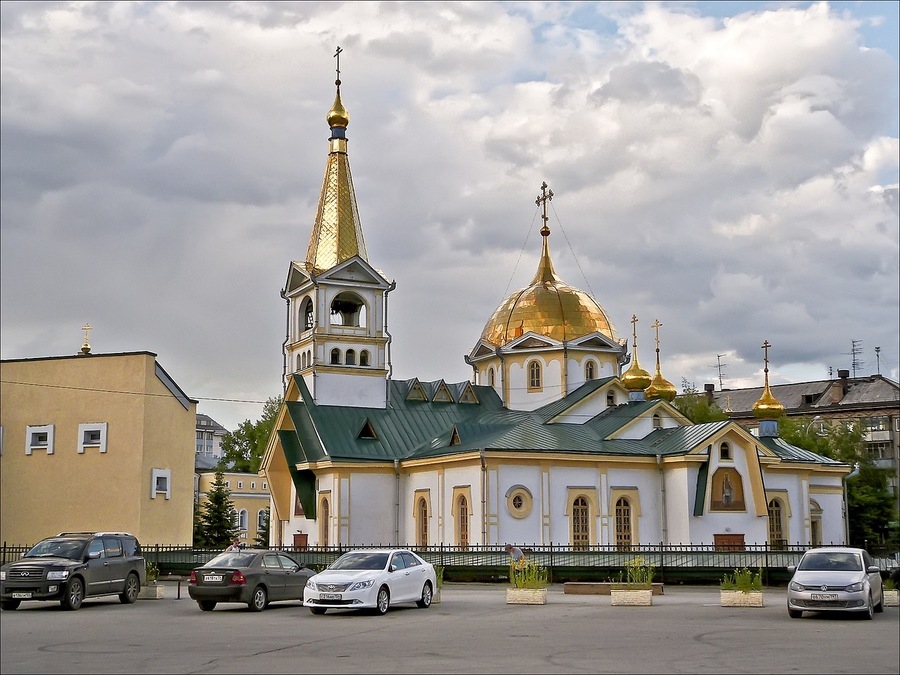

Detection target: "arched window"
[330, 348, 341, 365]
[238, 509, 249, 532]
[257, 509, 267, 531]
[330, 292, 367, 327]
[572, 496, 589, 549]
[528, 361, 542, 391]
[585, 361, 596, 380]
[416, 497, 428, 547]
[615, 497, 632, 551]
[457, 495, 469, 549]
[296, 353, 302, 371]
[489, 367, 495, 387]
[307, 349, 313, 367]
[652, 413, 662, 429]
[320, 498, 330, 547]
[720, 442, 731, 461]
[345, 349, 356, 365]
[303, 298, 314, 331]
[768, 499, 785, 547]
[301, 352, 307, 369]
[360, 350, 370, 367]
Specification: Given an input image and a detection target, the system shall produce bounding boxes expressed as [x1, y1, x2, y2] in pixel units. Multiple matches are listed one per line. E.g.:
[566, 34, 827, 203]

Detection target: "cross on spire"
[334, 45, 343, 85]
[630, 314, 639, 347]
[651, 319, 662, 350]
[535, 181, 554, 235]
[761, 339, 771, 373]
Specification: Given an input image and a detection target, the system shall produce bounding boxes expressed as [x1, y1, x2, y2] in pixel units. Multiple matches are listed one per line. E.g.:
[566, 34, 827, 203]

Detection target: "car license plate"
[205, 575, 223, 583]
[11, 592, 32, 599]
[811, 593, 838, 601]
[321, 593, 341, 600]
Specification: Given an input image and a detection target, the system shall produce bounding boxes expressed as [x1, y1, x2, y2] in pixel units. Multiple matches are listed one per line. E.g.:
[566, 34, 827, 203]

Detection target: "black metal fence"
[3, 541, 897, 585]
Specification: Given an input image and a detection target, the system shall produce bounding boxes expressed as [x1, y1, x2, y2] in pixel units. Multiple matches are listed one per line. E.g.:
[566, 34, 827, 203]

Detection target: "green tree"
[778, 416, 896, 550]
[254, 507, 270, 548]
[194, 471, 239, 548]
[672, 380, 729, 423]
[219, 396, 282, 473]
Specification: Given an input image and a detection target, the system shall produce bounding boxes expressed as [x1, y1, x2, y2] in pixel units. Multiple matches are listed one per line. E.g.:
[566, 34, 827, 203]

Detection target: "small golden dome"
[327, 82, 349, 128]
[479, 225, 616, 346]
[646, 370, 677, 401]
[622, 352, 652, 391]
[753, 385, 784, 419]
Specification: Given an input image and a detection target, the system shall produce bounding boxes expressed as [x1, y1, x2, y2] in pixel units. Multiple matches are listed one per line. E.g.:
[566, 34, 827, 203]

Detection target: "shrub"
[146, 561, 159, 584]
[509, 560, 548, 589]
[612, 557, 655, 589]
[434, 565, 444, 590]
[721, 567, 762, 593]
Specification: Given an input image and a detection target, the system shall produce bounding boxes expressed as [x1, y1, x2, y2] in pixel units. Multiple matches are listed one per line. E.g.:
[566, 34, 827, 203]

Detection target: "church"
[260, 69, 849, 551]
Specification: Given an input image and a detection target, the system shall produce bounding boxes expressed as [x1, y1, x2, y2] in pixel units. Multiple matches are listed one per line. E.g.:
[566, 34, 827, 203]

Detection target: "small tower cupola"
[622, 314, 651, 401]
[645, 318, 677, 401]
[753, 339, 784, 437]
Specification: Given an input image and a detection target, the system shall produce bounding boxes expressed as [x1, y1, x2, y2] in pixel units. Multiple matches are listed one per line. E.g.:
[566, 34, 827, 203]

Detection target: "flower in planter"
[509, 559, 548, 589]
[434, 565, 444, 591]
[146, 561, 159, 585]
[613, 556, 655, 589]
[720, 567, 762, 593]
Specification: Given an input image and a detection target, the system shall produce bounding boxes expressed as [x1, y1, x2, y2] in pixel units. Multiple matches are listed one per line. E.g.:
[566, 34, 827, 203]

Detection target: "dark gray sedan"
[188, 550, 313, 611]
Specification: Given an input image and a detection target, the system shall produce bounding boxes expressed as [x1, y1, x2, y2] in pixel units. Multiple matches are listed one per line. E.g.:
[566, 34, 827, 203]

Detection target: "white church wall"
[314, 371, 386, 408]
[506, 358, 564, 411]
[348, 472, 396, 545]
[437, 464, 483, 545]
[494, 463, 544, 544]
[661, 464, 695, 545]
[604, 466, 662, 545]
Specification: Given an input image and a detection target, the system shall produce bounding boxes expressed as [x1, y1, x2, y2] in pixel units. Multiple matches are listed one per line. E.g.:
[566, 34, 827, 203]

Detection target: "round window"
[506, 487, 533, 519]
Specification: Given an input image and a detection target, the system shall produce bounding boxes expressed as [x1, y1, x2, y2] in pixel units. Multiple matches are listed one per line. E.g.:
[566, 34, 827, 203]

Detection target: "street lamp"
[806, 415, 825, 437]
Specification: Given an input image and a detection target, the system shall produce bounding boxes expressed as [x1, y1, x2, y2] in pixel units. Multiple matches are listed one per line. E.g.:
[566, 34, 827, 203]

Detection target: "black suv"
[0, 531, 146, 611]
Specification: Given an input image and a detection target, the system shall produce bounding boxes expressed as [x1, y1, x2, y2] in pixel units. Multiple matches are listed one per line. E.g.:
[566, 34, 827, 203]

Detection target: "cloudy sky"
[2, 1, 898, 432]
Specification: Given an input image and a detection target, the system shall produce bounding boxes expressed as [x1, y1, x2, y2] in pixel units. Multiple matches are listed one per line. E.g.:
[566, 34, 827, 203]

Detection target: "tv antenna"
[709, 353, 727, 390]
[848, 340, 864, 378]
[875, 346, 881, 375]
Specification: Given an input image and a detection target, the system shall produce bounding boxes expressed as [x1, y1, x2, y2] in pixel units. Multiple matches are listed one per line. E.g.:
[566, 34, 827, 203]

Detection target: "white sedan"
[304, 549, 437, 615]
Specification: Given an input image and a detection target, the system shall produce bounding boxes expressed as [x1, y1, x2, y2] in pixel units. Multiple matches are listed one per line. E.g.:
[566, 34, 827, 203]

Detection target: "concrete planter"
[884, 589, 899, 607]
[720, 590, 764, 607]
[610, 588, 653, 606]
[138, 584, 164, 600]
[506, 588, 548, 605]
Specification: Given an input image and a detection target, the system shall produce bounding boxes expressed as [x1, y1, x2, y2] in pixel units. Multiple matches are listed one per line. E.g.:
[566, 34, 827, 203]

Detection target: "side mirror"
[389, 564, 398, 573]
[786, 565, 796, 572]
[88, 551, 101, 560]
[867, 566, 880, 573]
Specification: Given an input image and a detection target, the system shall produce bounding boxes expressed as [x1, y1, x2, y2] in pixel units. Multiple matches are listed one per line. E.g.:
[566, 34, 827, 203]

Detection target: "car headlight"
[306, 580, 317, 591]
[348, 579, 375, 592]
[846, 582, 864, 592]
[789, 581, 804, 591]
[0, 571, 5, 581]
[47, 570, 70, 581]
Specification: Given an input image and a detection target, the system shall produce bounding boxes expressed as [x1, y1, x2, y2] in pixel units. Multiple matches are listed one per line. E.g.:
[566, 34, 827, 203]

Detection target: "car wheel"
[249, 586, 267, 612]
[375, 586, 390, 615]
[119, 573, 140, 604]
[61, 577, 84, 611]
[416, 582, 433, 608]
[0, 600, 21, 611]
[862, 593, 874, 620]
[198, 600, 217, 611]
[788, 608, 803, 619]
[310, 607, 327, 615]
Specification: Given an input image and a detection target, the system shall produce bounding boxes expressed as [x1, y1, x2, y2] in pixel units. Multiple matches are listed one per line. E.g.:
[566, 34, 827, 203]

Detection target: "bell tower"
[281, 48, 394, 408]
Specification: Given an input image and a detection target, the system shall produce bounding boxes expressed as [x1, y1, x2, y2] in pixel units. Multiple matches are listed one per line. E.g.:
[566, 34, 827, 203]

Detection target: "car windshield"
[328, 552, 389, 571]
[204, 552, 256, 568]
[798, 552, 862, 571]
[24, 538, 86, 560]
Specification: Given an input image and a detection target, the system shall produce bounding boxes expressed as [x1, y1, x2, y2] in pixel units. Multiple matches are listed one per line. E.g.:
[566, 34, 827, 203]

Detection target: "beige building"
[1, 350, 197, 545]
[195, 470, 271, 546]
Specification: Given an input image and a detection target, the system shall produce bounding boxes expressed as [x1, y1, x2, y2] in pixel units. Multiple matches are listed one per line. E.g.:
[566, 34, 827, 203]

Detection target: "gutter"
[480, 450, 487, 544]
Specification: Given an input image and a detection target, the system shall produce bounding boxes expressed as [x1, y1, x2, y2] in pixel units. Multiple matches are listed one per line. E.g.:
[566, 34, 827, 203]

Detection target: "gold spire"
[622, 314, 652, 391]
[753, 339, 784, 419]
[79, 323, 92, 355]
[478, 183, 618, 346]
[304, 46, 368, 275]
[645, 319, 676, 401]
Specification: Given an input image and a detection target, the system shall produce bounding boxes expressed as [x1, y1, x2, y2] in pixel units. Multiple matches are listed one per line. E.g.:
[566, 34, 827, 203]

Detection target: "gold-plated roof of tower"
[621, 314, 652, 391]
[304, 48, 368, 275]
[478, 183, 618, 346]
[645, 319, 676, 401]
[753, 339, 785, 419]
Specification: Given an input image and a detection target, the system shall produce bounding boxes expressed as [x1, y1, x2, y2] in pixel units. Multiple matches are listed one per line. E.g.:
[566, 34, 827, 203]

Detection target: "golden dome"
[752, 339, 784, 419]
[479, 224, 617, 346]
[646, 370, 677, 401]
[622, 350, 652, 391]
[327, 82, 349, 129]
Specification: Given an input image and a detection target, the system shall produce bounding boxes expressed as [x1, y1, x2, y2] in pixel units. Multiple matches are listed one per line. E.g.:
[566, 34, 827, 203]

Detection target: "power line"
[1, 379, 269, 405]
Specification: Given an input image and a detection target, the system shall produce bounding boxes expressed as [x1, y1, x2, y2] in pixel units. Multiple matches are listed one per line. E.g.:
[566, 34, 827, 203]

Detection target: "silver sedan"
[787, 547, 884, 619]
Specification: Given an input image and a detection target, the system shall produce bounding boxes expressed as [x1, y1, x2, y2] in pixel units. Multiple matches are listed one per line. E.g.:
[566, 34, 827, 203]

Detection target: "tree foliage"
[219, 396, 282, 473]
[672, 380, 729, 423]
[194, 471, 239, 548]
[254, 507, 270, 548]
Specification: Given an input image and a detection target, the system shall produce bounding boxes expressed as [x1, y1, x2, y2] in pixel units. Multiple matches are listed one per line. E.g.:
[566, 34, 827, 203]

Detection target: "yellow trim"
[609, 488, 641, 546]
[452, 486, 473, 546]
[765, 489, 792, 517]
[565, 487, 597, 545]
[808, 484, 843, 495]
[506, 486, 534, 519]
[318, 491, 331, 547]
[414, 489, 431, 546]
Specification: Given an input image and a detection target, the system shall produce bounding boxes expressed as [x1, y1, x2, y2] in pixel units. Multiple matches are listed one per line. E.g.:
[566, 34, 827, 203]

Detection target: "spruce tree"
[195, 471, 239, 548]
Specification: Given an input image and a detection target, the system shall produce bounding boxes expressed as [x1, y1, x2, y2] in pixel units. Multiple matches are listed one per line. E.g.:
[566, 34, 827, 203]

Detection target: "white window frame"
[151, 468, 172, 500]
[78, 422, 108, 454]
[257, 509, 267, 530]
[26, 424, 54, 455]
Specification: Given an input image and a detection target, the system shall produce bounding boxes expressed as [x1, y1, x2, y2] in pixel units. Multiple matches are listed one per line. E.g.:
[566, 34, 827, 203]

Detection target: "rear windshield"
[329, 552, 389, 571]
[798, 552, 862, 571]
[204, 552, 256, 568]
[25, 538, 87, 560]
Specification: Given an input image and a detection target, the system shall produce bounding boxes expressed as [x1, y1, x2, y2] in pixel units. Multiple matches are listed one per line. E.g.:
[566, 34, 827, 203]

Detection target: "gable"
[314, 256, 391, 288]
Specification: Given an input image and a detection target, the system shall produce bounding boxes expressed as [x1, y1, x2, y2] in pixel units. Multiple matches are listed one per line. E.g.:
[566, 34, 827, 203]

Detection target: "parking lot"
[1, 582, 898, 674]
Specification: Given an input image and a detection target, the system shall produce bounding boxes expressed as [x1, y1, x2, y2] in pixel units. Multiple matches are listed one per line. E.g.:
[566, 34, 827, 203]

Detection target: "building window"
[151, 468, 171, 500]
[572, 497, 589, 550]
[257, 509, 267, 531]
[528, 361, 542, 391]
[506, 486, 533, 519]
[606, 392, 615, 407]
[489, 367, 495, 387]
[78, 422, 108, 454]
[768, 499, 785, 548]
[457, 495, 469, 549]
[303, 298, 314, 331]
[345, 349, 356, 365]
[360, 350, 370, 367]
[237, 481, 243, 489]
[585, 361, 596, 380]
[719, 442, 732, 461]
[320, 498, 330, 547]
[615, 497, 632, 550]
[294, 493, 304, 517]
[652, 413, 662, 429]
[330, 348, 341, 365]
[298, 353, 303, 371]
[25, 424, 54, 455]
[263, 482, 268, 490]
[251, 481, 256, 489]
[238, 509, 249, 532]
[416, 497, 429, 547]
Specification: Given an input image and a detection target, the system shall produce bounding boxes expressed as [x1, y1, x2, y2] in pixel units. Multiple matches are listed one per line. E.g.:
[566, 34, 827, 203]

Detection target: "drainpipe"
[280, 289, 290, 391]
[385, 281, 396, 407]
[394, 459, 401, 546]
[480, 451, 487, 544]
[657, 454, 668, 545]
